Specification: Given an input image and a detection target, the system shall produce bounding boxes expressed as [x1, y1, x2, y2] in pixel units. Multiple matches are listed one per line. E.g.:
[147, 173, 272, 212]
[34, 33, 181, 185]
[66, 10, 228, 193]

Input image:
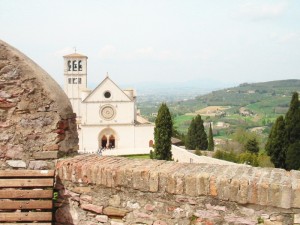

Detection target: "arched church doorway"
[109, 135, 115, 149]
[101, 136, 107, 148]
[98, 128, 118, 149]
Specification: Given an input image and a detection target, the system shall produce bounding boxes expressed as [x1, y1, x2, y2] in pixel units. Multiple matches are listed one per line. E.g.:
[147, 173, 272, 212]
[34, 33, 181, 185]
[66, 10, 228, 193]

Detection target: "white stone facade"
[63, 53, 154, 154]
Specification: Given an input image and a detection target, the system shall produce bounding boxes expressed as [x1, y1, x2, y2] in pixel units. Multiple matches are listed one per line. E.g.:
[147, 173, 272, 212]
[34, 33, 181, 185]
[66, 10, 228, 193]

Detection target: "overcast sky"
[1, 0, 299, 88]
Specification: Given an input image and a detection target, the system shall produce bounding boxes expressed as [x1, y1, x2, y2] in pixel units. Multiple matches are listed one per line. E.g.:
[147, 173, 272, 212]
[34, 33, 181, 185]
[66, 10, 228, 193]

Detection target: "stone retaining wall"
[55, 155, 300, 225]
[0, 40, 78, 169]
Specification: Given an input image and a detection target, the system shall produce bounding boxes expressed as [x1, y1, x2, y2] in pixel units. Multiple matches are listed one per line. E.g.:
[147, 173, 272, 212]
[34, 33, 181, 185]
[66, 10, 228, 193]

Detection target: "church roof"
[135, 115, 152, 125]
[82, 76, 132, 102]
[171, 137, 183, 145]
[63, 53, 88, 58]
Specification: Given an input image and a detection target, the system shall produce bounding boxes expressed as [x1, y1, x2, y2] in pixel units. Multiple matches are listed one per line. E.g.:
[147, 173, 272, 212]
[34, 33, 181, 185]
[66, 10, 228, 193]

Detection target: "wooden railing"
[0, 170, 55, 225]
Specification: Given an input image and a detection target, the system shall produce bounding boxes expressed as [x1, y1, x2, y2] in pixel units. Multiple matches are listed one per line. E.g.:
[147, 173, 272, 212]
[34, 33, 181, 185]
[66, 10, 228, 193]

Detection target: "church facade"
[63, 53, 154, 154]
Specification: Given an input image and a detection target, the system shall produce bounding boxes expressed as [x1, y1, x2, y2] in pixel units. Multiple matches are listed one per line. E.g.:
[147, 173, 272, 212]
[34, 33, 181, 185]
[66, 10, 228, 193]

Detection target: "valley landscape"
[138, 79, 300, 153]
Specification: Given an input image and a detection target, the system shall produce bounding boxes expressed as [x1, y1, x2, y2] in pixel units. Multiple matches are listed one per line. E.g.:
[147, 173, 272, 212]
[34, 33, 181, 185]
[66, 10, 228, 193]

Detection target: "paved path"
[79, 147, 152, 156]
[171, 145, 241, 166]
[80, 145, 242, 166]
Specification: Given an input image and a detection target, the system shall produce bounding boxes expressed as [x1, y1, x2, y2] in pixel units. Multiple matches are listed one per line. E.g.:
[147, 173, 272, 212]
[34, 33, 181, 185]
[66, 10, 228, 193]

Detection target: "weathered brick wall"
[0, 40, 78, 169]
[55, 155, 300, 225]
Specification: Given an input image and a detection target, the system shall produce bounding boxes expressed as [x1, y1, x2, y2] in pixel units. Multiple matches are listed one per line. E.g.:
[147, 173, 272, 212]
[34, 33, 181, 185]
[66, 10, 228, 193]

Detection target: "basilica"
[63, 53, 154, 154]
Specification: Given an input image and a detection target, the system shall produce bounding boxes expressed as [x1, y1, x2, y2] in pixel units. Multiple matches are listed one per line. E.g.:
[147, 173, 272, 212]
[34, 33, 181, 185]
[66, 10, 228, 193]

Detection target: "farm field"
[138, 79, 300, 148]
[169, 80, 300, 146]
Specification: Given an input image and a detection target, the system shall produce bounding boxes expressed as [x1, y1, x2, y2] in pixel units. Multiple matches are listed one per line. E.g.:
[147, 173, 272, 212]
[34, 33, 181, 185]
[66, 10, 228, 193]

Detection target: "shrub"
[238, 152, 259, 166]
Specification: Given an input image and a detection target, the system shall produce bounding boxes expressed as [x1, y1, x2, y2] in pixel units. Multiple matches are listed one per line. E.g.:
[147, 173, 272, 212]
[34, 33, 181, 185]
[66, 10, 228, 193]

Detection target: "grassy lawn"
[174, 114, 194, 124]
[122, 154, 150, 159]
[173, 114, 194, 133]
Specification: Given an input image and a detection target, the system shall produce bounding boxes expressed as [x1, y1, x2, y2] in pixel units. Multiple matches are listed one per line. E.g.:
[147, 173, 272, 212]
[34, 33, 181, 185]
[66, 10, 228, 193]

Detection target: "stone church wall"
[0, 40, 78, 169]
[55, 155, 300, 225]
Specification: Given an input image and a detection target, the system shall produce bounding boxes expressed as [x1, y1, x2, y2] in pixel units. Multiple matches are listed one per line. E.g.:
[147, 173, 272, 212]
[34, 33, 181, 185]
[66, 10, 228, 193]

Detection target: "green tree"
[285, 92, 300, 143]
[286, 142, 300, 170]
[208, 123, 214, 151]
[185, 115, 208, 150]
[185, 117, 196, 149]
[244, 137, 259, 154]
[266, 92, 300, 170]
[238, 152, 259, 166]
[265, 116, 287, 168]
[257, 154, 274, 168]
[213, 150, 238, 163]
[231, 128, 257, 148]
[285, 92, 300, 170]
[153, 103, 173, 160]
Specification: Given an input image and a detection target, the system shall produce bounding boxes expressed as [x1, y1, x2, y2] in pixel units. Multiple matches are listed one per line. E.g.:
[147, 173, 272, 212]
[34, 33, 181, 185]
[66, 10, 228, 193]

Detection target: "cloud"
[238, 2, 287, 20]
[99, 45, 117, 59]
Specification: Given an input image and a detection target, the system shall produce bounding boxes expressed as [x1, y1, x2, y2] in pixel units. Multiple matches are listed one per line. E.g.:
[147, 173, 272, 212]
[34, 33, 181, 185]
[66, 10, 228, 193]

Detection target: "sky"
[0, 0, 300, 89]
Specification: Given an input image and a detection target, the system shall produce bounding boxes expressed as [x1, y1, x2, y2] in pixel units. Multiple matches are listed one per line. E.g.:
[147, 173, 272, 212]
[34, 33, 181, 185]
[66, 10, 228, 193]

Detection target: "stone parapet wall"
[0, 40, 78, 169]
[55, 155, 300, 225]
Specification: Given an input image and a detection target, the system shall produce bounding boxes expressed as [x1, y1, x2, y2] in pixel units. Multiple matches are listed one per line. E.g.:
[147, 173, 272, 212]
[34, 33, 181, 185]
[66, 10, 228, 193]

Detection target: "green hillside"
[195, 79, 300, 107]
[170, 79, 300, 139]
[138, 79, 300, 140]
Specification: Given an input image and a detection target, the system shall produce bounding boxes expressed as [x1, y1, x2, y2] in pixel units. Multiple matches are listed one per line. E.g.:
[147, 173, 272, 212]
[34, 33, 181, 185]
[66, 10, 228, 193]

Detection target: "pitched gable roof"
[63, 53, 88, 58]
[83, 76, 132, 102]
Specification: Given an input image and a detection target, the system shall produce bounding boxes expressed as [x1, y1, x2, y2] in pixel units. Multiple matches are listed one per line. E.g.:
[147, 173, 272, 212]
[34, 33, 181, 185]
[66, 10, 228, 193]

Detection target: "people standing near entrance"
[97, 147, 102, 156]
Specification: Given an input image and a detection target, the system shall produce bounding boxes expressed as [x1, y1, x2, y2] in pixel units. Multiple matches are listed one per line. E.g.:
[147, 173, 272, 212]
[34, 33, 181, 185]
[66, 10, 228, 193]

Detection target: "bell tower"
[63, 52, 88, 118]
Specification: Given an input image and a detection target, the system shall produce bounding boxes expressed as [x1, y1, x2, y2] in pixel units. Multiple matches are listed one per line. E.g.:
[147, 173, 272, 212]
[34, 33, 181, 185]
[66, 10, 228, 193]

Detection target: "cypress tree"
[266, 92, 300, 170]
[185, 115, 208, 150]
[285, 92, 300, 144]
[265, 116, 286, 168]
[186, 117, 196, 149]
[285, 92, 300, 170]
[286, 142, 300, 170]
[153, 103, 173, 160]
[208, 123, 214, 151]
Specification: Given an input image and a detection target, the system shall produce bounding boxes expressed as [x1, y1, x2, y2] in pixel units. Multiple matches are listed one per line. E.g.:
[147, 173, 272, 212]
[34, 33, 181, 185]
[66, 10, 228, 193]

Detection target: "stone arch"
[98, 128, 118, 149]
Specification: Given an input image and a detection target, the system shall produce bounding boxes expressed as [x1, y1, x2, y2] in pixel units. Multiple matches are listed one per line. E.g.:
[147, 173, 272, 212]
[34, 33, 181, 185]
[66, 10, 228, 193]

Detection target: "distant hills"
[168, 79, 300, 135]
[200, 79, 300, 105]
[123, 78, 236, 102]
[138, 79, 300, 136]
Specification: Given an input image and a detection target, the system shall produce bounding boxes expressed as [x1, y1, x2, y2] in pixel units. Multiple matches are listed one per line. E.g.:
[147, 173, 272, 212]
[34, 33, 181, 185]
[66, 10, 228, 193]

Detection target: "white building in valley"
[63, 52, 154, 154]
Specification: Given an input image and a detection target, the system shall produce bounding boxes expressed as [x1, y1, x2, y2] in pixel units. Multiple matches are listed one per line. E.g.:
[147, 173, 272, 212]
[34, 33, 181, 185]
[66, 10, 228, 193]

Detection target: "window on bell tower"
[72, 60, 77, 71]
[78, 60, 82, 71]
[67, 60, 72, 71]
